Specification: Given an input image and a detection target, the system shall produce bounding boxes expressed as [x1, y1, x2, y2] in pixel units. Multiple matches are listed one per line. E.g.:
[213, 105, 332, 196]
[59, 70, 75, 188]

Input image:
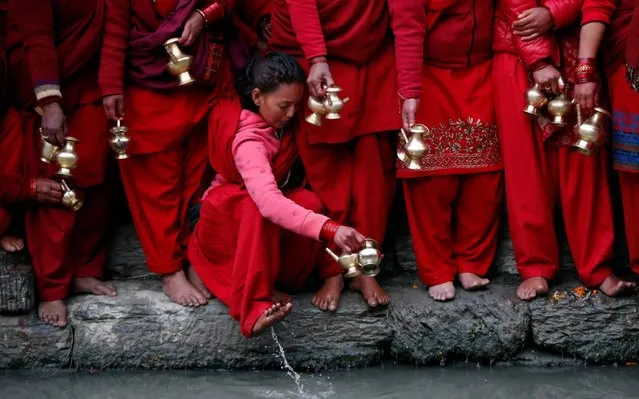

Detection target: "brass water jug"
[399, 124, 429, 170]
[357, 239, 382, 277]
[523, 83, 549, 117]
[40, 134, 60, 164]
[305, 96, 328, 126]
[323, 86, 349, 120]
[56, 137, 79, 179]
[326, 248, 361, 278]
[574, 107, 611, 156]
[547, 79, 572, 127]
[109, 118, 130, 160]
[164, 38, 195, 87]
[61, 180, 83, 211]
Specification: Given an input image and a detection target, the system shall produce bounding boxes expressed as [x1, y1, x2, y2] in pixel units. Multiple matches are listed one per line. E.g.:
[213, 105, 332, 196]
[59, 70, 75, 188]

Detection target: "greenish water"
[1, 365, 639, 399]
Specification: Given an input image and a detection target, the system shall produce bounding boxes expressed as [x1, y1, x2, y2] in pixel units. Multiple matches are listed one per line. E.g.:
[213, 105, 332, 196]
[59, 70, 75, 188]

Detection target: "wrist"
[30, 178, 38, 199]
[197, 1, 225, 25]
[309, 56, 327, 66]
[530, 58, 551, 72]
[574, 58, 597, 84]
[41, 101, 61, 112]
[320, 220, 341, 241]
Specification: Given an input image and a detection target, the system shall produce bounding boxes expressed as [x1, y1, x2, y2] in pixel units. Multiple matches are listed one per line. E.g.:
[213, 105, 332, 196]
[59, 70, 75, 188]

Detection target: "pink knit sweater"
[208, 110, 329, 240]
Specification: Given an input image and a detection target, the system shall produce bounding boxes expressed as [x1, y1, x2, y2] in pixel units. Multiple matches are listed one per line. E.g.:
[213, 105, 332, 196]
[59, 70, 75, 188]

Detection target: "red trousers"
[295, 131, 396, 270]
[189, 186, 326, 337]
[493, 53, 614, 287]
[119, 86, 213, 275]
[0, 108, 23, 235]
[404, 173, 503, 286]
[24, 100, 111, 301]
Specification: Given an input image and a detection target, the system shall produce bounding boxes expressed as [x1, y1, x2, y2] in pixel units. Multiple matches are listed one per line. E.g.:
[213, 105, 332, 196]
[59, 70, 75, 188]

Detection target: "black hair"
[235, 52, 306, 112]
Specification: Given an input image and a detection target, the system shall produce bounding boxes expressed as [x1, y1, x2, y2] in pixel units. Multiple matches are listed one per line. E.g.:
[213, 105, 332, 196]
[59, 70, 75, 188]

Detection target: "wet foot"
[163, 269, 208, 307]
[350, 275, 389, 308]
[312, 274, 344, 312]
[428, 281, 455, 301]
[458, 273, 490, 291]
[0, 235, 24, 252]
[599, 275, 636, 297]
[73, 277, 118, 296]
[517, 277, 548, 301]
[253, 302, 293, 337]
[39, 300, 68, 328]
[273, 289, 291, 305]
[187, 264, 212, 300]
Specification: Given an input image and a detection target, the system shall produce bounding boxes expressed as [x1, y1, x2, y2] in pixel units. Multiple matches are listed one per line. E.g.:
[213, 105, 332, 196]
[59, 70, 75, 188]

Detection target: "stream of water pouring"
[271, 327, 307, 395]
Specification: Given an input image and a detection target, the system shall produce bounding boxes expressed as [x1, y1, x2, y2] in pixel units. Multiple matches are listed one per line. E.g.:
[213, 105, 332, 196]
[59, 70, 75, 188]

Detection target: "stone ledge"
[2, 277, 638, 370]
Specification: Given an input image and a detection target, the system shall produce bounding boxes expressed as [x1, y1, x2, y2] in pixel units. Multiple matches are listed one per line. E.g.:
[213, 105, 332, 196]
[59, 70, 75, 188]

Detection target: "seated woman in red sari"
[188, 52, 365, 337]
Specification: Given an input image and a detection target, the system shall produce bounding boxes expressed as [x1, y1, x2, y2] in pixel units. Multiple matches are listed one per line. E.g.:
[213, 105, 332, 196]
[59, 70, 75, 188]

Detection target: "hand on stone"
[103, 94, 125, 121]
[401, 98, 419, 132]
[513, 7, 554, 41]
[35, 178, 64, 204]
[41, 103, 67, 147]
[180, 11, 205, 46]
[334, 226, 365, 253]
[307, 61, 334, 98]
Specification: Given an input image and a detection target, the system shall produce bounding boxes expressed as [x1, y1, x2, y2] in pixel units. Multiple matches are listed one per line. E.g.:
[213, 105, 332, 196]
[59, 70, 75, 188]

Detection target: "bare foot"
[38, 300, 68, 328]
[73, 277, 118, 296]
[253, 302, 293, 337]
[273, 290, 291, 305]
[0, 236, 24, 252]
[458, 273, 490, 291]
[163, 269, 208, 307]
[350, 275, 389, 308]
[517, 277, 548, 301]
[599, 275, 636, 297]
[312, 274, 344, 312]
[187, 265, 212, 299]
[428, 281, 455, 302]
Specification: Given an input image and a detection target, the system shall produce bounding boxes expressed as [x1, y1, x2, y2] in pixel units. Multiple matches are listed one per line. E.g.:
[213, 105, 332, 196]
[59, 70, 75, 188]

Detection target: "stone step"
[2, 277, 638, 370]
[0, 251, 35, 314]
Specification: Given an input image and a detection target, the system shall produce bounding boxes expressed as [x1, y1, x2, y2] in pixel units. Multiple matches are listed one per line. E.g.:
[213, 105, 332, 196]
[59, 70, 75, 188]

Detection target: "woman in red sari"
[188, 52, 365, 337]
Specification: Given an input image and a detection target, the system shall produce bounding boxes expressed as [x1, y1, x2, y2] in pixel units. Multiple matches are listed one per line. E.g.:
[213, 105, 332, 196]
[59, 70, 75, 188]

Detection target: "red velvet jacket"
[389, 0, 495, 100]
[493, 0, 615, 70]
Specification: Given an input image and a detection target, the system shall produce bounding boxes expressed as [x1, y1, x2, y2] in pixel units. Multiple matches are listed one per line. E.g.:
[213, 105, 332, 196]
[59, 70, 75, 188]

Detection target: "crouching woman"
[188, 52, 365, 337]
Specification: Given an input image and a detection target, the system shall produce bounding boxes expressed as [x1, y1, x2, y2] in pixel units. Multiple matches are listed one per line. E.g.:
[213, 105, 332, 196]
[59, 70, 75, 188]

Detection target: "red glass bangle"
[320, 220, 341, 242]
[197, 1, 225, 25]
[574, 61, 597, 84]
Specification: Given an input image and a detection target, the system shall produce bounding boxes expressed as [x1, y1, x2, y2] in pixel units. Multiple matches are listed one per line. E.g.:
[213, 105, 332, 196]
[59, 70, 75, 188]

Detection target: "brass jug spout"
[109, 118, 130, 160]
[61, 180, 83, 211]
[164, 38, 195, 87]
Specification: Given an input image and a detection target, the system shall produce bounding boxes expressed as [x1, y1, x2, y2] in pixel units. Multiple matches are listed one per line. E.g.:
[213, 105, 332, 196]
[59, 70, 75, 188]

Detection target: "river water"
[1, 365, 638, 399]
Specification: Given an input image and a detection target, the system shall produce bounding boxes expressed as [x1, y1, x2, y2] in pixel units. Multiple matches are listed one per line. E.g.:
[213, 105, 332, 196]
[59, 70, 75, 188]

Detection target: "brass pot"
[305, 96, 328, 126]
[326, 248, 361, 278]
[574, 107, 611, 156]
[323, 86, 349, 120]
[61, 180, 83, 211]
[164, 38, 195, 87]
[40, 134, 60, 164]
[547, 80, 572, 127]
[56, 137, 80, 179]
[109, 118, 130, 160]
[400, 124, 429, 170]
[357, 239, 383, 277]
[523, 83, 549, 117]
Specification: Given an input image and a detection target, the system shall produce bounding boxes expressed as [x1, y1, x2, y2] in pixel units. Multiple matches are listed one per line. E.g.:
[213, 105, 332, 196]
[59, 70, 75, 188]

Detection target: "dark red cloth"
[605, 0, 634, 77]
[270, 0, 389, 63]
[99, 0, 235, 96]
[0, 0, 8, 114]
[0, 108, 28, 206]
[404, 173, 503, 286]
[493, 53, 614, 287]
[628, 0, 639, 69]
[6, 0, 104, 110]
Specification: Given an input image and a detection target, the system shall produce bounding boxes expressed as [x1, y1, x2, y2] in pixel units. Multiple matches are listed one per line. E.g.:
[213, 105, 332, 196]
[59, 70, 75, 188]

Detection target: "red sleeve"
[581, 0, 618, 25]
[233, 14, 259, 49]
[544, 0, 582, 29]
[0, 174, 31, 205]
[284, 0, 327, 60]
[508, 0, 557, 69]
[99, 0, 131, 97]
[388, 0, 425, 100]
[9, 0, 61, 106]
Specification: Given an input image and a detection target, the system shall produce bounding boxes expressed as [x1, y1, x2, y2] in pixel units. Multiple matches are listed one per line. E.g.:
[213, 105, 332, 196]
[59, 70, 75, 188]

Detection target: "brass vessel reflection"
[61, 180, 83, 211]
[547, 79, 572, 127]
[323, 86, 349, 120]
[40, 133, 60, 164]
[109, 118, 130, 160]
[305, 96, 329, 126]
[326, 248, 361, 278]
[573, 107, 611, 156]
[357, 239, 383, 277]
[523, 83, 549, 116]
[55, 137, 80, 179]
[164, 38, 195, 87]
[399, 124, 429, 170]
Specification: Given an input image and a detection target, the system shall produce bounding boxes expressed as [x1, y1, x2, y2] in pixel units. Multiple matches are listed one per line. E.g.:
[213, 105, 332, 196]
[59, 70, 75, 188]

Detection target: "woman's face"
[252, 82, 304, 129]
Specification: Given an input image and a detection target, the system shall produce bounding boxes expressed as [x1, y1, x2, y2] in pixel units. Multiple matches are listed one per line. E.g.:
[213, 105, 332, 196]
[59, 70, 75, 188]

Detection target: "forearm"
[578, 22, 606, 58]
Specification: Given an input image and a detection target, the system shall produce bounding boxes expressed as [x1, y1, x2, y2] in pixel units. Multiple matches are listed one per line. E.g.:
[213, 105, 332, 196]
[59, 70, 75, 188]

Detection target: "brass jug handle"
[399, 128, 410, 143]
[575, 101, 583, 126]
[325, 247, 340, 262]
[116, 117, 123, 128]
[61, 179, 71, 193]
